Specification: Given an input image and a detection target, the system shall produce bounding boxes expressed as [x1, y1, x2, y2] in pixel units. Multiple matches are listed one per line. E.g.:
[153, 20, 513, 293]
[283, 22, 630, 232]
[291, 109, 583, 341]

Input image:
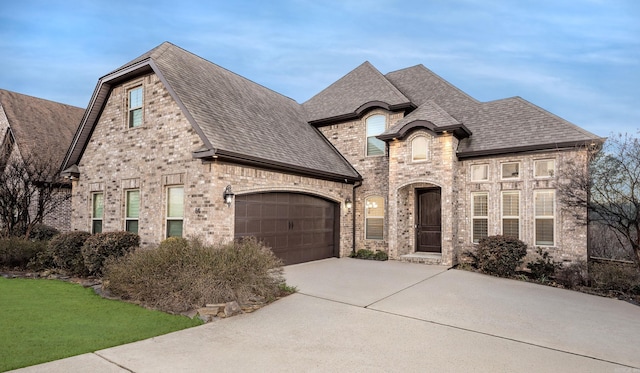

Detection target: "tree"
[0, 151, 71, 239]
[558, 133, 640, 269]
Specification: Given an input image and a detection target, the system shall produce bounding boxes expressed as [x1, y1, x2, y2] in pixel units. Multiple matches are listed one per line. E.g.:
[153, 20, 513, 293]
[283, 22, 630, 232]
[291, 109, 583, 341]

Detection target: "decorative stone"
[224, 301, 242, 317]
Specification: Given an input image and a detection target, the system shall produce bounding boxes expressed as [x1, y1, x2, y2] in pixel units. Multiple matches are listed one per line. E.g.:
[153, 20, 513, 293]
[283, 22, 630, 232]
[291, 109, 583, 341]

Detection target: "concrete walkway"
[11, 258, 640, 372]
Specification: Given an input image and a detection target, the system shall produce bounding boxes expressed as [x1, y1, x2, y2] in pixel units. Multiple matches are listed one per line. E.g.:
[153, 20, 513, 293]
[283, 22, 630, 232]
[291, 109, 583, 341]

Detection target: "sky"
[1, 0, 638, 137]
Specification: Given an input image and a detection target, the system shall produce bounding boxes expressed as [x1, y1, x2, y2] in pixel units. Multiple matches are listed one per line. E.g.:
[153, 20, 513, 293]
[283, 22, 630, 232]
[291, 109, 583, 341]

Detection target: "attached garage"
[235, 192, 339, 265]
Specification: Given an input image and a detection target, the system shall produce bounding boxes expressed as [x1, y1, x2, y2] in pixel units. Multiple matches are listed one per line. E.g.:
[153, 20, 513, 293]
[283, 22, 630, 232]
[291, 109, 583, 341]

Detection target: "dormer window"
[128, 86, 143, 128]
[366, 115, 386, 156]
[411, 136, 429, 162]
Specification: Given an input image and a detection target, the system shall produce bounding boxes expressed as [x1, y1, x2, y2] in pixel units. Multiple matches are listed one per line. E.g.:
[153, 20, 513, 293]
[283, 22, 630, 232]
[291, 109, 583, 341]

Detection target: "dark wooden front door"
[416, 188, 442, 253]
[234, 193, 338, 265]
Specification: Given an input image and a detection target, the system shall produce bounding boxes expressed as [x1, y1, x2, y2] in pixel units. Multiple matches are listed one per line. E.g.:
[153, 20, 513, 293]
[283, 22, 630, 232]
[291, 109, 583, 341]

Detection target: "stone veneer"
[71, 73, 353, 254]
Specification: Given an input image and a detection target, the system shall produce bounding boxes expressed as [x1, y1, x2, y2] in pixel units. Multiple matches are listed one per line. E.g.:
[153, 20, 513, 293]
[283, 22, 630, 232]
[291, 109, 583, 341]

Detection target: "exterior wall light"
[223, 185, 235, 207]
[345, 197, 352, 210]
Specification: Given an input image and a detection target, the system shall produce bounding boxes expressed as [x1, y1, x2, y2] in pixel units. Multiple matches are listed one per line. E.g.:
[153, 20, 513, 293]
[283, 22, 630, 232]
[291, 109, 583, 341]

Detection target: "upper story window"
[125, 189, 140, 234]
[501, 162, 520, 180]
[411, 136, 429, 162]
[534, 159, 555, 178]
[128, 86, 143, 128]
[471, 164, 489, 182]
[166, 186, 184, 238]
[91, 192, 104, 234]
[365, 196, 384, 240]
[366, 115, 386, 156]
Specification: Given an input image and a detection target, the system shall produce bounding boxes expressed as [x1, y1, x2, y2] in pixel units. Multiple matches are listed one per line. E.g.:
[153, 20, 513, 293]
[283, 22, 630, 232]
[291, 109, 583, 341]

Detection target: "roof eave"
[309, 101, 415, 127]
[456, 139, 604, 159]
[377, 120, 472, 141]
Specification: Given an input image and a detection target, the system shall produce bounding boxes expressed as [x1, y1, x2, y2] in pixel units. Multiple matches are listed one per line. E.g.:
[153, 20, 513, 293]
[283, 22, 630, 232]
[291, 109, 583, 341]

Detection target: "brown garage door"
[235, 193, 338, 265]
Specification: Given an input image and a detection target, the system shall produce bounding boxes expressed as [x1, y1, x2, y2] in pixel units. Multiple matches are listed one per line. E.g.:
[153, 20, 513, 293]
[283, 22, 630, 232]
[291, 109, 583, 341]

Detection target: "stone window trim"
[410, 134, 430, 163]
[91, 191, 104, 234]
[501, 161, 521, 180]
[125, 189, 140, 234]
[501, 190, 520, 239]
[534, 159, 556, 179]
[471, 192, 488, 244]
[124, 80, 144, 129]
[166, 185, 184, 238]
[534, 189, 556, 247]
[364, 195, 384, 240]
[365, 114, 387, 157]
[470, 164, 490, 182]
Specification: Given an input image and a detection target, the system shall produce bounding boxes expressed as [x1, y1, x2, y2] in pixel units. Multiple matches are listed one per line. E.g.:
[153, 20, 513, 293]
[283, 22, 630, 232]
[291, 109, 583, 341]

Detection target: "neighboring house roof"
[303, 61, 414, 125]
[63, 42, 361, 183]
[384, 64, 603, 157]
[0, 89, 84, 169]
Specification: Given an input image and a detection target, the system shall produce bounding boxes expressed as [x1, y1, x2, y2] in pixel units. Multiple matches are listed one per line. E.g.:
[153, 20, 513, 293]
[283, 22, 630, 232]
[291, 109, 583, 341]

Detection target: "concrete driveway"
[12, 258, 640, 372]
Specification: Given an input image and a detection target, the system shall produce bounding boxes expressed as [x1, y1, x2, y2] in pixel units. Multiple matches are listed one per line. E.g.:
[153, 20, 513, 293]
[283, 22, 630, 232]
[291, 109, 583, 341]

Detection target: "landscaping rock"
[224, 301, 242, 317]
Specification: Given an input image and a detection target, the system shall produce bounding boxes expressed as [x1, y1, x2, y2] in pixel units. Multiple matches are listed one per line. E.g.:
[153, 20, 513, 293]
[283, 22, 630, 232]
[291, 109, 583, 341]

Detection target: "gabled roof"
[303, 62, 414, 125]
[379, 100, 471, 140]
[0, 89, 84, 169]
[63, 42, 360, 183]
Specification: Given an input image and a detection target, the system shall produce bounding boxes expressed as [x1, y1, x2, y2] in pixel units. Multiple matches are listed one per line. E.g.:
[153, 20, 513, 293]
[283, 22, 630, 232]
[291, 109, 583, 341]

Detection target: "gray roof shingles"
[0, 89, 84, 169]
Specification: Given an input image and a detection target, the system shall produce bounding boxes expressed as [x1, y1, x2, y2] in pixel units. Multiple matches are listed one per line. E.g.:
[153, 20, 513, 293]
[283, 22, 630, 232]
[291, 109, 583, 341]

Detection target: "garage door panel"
[235, 192, 337, 265]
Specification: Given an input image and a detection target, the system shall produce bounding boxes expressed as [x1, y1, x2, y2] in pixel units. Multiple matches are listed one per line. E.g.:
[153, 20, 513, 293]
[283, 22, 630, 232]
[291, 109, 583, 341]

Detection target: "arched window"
[365, 196, 384, 240]
[411, 136, 429, 162]
[366, 115, 386, 156]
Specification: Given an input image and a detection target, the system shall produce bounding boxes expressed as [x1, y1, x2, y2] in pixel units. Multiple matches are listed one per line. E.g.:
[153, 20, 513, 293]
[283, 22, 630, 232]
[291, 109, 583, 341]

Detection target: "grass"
[0, 277, 202, 372]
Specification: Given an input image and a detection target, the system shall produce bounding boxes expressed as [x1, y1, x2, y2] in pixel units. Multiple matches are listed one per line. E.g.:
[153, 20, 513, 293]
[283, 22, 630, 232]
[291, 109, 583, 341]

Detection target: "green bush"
[29, 225, 60, 241]
[104, 237, 285, 313]
[554, 260, 589, 289]
[471, 235, 528, 277]
[350, 249, 388, 261]
[0, 238, 48, 269]
[526, 248, 561, 282]
[48, 231, 91, 276]
[82, 231, 140, 276]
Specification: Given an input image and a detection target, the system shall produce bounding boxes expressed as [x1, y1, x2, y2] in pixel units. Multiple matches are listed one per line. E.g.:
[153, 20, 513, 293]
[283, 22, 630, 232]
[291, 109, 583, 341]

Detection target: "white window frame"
[501, 162, 521, 180]
[125, 189, 140, 234]
[534, 159, 556, 178]
[411, 136, 429, 163]
[534, 190, 555, 246]
[501, 191, 520, 239]
[91, 192, 104, 234]
[471, 192, 488, 243]
[471, 164, 489, 182]
[166, 186, 184, 238]
[365, 196, 384, 240]
[127, 85, 143, 128]
[365, 115, 386, 157]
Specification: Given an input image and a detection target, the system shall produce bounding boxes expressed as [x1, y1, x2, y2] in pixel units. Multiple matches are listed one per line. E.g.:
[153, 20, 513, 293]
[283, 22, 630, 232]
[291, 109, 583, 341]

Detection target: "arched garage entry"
[234, 192, 339, 265]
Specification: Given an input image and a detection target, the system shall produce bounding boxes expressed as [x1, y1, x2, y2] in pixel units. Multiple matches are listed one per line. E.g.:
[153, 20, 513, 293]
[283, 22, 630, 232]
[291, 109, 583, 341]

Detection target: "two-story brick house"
[62, 42, 602, 265]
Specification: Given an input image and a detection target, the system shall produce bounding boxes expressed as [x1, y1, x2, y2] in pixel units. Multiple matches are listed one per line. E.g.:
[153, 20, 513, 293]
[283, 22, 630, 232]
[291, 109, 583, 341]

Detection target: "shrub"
[104, 237, 285, 313]
[48, 231, 91, 276]
[350, 249, 388, 261]
[589, 261, 640, 294]
[82, 231, 140, 276]
[0, 238, 48, 269]
[555, 260, 589, 289]
[29, 224, 60, 241]
[526, 248, 561, 282]
[471, 235, 528, 277]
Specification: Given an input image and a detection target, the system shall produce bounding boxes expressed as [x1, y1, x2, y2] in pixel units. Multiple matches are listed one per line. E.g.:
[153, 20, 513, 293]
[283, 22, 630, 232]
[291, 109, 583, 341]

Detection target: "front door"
[416, 188, 442, 253]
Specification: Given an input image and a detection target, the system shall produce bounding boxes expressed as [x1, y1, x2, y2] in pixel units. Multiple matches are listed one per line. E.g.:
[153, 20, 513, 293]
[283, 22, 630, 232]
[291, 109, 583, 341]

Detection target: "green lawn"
[0, 277, 202, 372]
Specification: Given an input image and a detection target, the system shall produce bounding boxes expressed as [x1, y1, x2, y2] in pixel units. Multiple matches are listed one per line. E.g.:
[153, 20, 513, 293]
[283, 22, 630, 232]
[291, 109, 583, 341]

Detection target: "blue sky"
[1, 0, 638, 137]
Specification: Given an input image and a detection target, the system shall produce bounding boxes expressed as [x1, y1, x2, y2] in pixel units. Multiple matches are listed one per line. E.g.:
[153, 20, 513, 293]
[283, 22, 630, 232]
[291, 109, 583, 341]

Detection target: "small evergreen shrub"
[350, 249, 388, 261]
[29, 224, 60, 241]
[526, 248, 561, 282]
[49, 231, 91, 276]
[82, 231, 140, 276]
[471, 235, 528, 277]
[0, 238, 48, 269]
[104, 237, 285, 313]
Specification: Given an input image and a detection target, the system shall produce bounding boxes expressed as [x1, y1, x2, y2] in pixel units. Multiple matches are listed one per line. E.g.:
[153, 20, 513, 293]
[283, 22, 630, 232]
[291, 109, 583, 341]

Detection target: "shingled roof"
[63, 42, 360, 182]
[0, 89, 84, 169]
[303, 62, 414, 124]
[384, 65, 602, 157]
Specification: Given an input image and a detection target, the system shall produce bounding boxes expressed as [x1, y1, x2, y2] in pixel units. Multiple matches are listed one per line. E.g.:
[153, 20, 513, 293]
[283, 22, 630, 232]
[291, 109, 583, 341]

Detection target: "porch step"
[400, 252, 442, 265]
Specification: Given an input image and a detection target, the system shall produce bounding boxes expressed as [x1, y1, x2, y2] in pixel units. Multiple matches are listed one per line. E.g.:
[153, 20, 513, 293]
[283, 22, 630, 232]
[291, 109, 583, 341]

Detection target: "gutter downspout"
[352, 180, 363, 255]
